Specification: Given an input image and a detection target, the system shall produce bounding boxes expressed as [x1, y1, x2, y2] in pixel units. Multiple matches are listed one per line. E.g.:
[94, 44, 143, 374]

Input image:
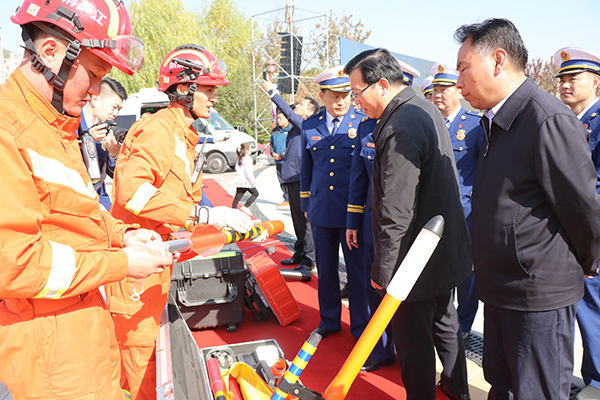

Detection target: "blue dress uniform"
[431, 62, 483, 335]
[554, 47, 600, 393]
[346, 117, 396, 362]
[449, 108, 483, 334]
[301, 102, 368, 337]
[580, 101, 600, 390]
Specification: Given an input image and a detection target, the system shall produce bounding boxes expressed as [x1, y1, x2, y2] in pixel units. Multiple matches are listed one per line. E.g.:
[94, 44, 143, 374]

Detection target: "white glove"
[196, 206, 253, 233]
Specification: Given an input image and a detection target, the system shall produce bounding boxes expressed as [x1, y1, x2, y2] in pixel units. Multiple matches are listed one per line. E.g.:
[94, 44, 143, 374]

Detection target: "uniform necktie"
[444, 117, 451, 129]
[331, 118, 339, 135]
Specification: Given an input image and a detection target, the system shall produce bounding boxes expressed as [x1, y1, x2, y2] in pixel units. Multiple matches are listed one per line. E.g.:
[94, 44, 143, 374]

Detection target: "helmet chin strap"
[21, 23, 81, 116]
[167, 82, 199, 119]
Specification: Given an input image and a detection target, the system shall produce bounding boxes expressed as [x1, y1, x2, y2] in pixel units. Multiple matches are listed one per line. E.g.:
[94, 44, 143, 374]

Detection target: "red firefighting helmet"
[11, 0, 144, 76]
[157, 44, 229, 92]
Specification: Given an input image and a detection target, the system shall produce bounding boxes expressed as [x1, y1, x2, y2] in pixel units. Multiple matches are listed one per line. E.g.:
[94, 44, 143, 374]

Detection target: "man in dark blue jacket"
[263, 79, 317, 270]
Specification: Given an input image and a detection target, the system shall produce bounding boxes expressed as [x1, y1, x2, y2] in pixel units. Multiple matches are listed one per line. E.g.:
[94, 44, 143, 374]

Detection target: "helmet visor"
[208, 59, 227, 78]
[107, 35, 145, 72]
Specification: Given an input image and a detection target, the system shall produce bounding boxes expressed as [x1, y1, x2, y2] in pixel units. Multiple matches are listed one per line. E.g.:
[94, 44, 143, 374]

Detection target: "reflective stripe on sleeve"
[34, 241, 76, 299]
[174, 134, 191, 178]
[27, 149, 97, 199]
[125, 182, 159, 215]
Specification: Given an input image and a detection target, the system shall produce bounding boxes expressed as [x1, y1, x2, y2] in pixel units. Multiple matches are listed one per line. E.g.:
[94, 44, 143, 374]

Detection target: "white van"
[115, 87, 258, 173]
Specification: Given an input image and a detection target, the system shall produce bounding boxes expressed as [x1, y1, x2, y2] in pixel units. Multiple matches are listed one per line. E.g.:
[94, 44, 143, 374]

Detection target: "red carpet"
[194, 178, 448, 399]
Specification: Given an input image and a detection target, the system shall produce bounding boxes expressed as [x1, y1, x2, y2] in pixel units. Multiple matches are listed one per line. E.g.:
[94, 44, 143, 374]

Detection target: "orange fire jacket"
[110, 106, 203, 238]
[0, 69, 130, 314]
[107, 106, 203, 398]
[0, 69, 131, 399]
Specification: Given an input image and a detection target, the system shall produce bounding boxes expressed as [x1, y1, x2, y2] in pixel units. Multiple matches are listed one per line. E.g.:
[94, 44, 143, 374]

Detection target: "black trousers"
[483, 303, 577, 400]
[392, 292, 469, 400]
[232, 187, 259, 208]
[286, 181, 315, 264]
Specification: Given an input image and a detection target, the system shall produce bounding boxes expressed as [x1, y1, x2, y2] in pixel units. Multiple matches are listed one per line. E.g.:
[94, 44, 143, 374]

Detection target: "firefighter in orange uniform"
[0, 1, 174, 399]
[108, 44, 253, 399]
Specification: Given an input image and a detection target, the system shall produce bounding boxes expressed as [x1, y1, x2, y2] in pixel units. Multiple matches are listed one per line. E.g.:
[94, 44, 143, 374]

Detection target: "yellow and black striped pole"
[271, 330, 322, 400]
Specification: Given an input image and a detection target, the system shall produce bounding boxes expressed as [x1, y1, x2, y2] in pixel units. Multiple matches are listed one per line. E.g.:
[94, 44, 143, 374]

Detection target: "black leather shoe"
[293, 263, 313, 271]
[340, 284, 349, 299]
[437, 381, 470, 400]
[360, 357, 395, 373]
[314, 327, 341, 339]
[280, 257, 302, 266]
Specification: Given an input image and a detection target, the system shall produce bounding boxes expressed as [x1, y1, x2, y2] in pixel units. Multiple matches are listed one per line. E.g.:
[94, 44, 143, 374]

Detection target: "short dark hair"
[344, 48, 405, 87]
[304, 98, 319, 114]
[454, 18, 528, 72]
[101, 77, 128, 101]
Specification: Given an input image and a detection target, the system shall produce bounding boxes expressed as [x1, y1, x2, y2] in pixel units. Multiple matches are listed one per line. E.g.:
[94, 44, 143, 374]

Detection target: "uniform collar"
[578, 97, 599, 120]
[167, 105, 200, 145]
[446, 107, 461, 125]
[9, 68, 80, 140]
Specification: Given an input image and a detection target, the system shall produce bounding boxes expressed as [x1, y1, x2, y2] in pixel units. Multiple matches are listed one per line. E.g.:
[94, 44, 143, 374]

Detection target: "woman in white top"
[232, 142, 259, 214]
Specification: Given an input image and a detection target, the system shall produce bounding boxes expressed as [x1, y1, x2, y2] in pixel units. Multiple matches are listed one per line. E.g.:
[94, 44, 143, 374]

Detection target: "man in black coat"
[454, 19, 600, 399]
[345, 48, 472, 400]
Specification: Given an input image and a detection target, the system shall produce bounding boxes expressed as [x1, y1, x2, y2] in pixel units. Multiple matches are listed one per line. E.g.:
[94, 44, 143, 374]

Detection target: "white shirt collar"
[446, 107, 461, 125]
[326, 111, 340, 133]
[483, 77, 527, 129]
[577, 98, 600, 120]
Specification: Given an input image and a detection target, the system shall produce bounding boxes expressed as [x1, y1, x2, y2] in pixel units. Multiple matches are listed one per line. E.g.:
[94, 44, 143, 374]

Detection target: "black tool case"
[170, 244, 247, 332]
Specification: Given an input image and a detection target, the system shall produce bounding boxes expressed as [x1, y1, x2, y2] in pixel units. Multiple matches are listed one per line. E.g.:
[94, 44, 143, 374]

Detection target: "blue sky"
[2, 0, 599, 67]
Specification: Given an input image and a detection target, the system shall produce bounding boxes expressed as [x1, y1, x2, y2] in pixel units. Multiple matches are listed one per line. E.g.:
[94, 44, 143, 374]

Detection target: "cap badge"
[561, 51, 570, 62]
[456, 129, 466, 141]
[437, 64, 445, 74]
[337, 69, 345, 78]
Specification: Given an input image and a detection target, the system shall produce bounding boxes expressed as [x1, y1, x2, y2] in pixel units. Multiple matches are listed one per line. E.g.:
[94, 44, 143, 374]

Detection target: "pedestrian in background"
[271, 109, 290, 207]
[233, 142, 259, 214]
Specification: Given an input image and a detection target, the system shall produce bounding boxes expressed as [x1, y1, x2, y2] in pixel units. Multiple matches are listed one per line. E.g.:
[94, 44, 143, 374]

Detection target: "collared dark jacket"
[472, 77, 600, 311]
[371, 86, 472, 302]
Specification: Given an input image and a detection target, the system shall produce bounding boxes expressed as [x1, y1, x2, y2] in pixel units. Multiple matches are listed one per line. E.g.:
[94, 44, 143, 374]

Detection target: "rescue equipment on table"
[152, 220, 285, 261]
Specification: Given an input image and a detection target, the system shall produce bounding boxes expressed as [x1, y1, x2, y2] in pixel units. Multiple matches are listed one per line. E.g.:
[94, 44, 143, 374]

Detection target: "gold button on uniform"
[329, 186, 334, 190]
[367, 156, 371, 159]
[313, 147, 316, 151]
[330, 172, 334, 176]
[352, 144, 355, 148]
[459, 146, 463, 151]
[330, 145, 335, 150]
[330, 158, 335, 163]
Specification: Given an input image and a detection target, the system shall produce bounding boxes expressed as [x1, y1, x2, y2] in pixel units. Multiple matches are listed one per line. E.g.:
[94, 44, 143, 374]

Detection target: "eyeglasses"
[353, 82, 376, 98]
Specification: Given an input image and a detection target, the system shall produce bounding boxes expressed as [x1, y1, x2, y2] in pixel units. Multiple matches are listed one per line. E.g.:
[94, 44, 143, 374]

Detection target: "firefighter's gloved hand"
[196, 206, 253, 233]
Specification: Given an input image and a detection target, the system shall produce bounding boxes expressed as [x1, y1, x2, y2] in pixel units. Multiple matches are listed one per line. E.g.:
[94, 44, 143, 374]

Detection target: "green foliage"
[108, 0, 206, 94]
[109, 0, 371, 134]
[198, 0, 254, 132]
